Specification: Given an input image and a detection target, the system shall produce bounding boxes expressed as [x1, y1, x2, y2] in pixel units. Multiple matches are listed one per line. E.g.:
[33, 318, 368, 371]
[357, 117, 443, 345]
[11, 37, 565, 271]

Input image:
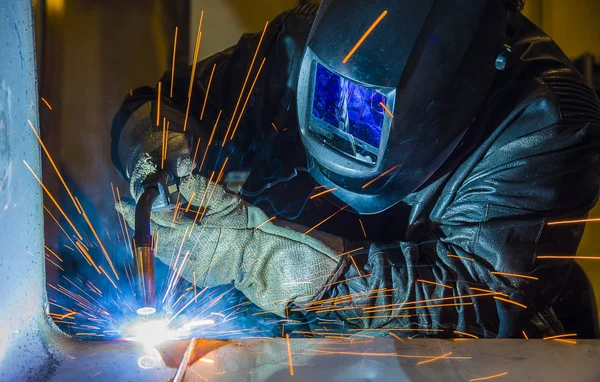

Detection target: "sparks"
[41, 97, 52, 110]
[542, 333, 577, 340]
[491, 271, 538, 281]
[417, 279, 452, 289]
[199, 110, 221, 172]
[184, 11, 204, 131]
[310, 187, 338, 199]
[379, 102, 393, 118]
[342, 10, 388, 64]
[271, 122, 279, 132]
[200, 63, 217, 120]
[285, 333, 294, 376]
[23, 160, 83, 240]
[547, 217, 600, 225]
[229, 57, 267, 141]
[469, 372, 508, 381]
[304, 204, 349, 234]
[447, 253, 475, 261]
[156, 81, 162, 126]
[170, 26, 178, 98]
[416, 352, 452, 365]
[224, 21, 269, 141]
[493, 296, 527, 309]
[362, 164, 401, 189]
[254, 216, 276, 231]
[454, 330, 479, 339]
[358, 218, 367, 237]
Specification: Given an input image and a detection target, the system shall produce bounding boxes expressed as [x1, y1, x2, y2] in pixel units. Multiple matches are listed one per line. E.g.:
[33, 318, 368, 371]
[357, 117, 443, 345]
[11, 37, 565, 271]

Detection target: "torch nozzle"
[133, 186, 160, 315]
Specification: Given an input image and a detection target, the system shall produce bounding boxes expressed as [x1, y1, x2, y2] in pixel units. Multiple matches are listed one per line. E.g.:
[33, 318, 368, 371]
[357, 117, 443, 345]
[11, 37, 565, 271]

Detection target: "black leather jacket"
[113, 5, 600, 337]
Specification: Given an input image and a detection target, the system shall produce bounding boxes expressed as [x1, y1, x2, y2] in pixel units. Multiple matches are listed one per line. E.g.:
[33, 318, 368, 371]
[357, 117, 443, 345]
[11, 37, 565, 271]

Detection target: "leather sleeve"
[312, 72, 600, 338]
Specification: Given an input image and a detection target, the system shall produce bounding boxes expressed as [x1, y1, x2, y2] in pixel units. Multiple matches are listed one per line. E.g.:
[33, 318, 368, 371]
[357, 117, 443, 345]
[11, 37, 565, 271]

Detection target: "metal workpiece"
[41, 338, 600, 381]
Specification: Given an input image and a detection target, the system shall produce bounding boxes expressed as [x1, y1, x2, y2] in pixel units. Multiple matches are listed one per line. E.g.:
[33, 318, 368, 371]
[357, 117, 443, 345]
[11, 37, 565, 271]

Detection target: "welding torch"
[132, 170, 175, 316]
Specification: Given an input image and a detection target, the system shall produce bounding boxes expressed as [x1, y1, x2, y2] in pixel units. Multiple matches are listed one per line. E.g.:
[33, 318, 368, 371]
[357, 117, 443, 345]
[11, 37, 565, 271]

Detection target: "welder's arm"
[313, 120, 600, 338]
[117, 173, 346, 317]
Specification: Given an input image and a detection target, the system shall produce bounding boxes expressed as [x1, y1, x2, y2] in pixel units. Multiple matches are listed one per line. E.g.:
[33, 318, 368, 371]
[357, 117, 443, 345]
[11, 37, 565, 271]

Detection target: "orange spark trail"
[24, 160, 83, 239]
[491, 271, 538, 280]
[554, 339, 577, 344]
[45, 256, 64, 271]
[44, 205, 73, 242]
[45, 246, 63, 262]
[199, 110, 222, 172]
[379, 102, 393, 118]
[362, 164, 401, 189]
[229, 57, 267, 141]
[366, 302, 473, 313]
[28, 120, 81, 215]
[363, 292, 500, 310]
[454, 330, 479, 339]
[190, 138, 201, 177]
[310, 187, 338, 199]
[115, 187, 132, 255]
[469, 287, 507, 296]
[547, 217, 600, 225]
[191, 171, 215, 225]
[469, 372, 508, 381]
[537, 255, 600, 260]
[271, 122, 279, 132]
[254, 216, 276, 231]
[417, 279, 452, 289]
[304, 204, 349, 234]
[448, 253, 475, 261]
[493, 296, 527, 309]
[161, 117, 167, 169]
[522, 330, 529, 340]
[185, 192, 197, 213]
[543, 333, 577, 340]
[75, 241, 101, 273]
[200, 63, 216, 120]
[80, 207, 119, 280]
[343, 10, 388, 64]
[388, 331, 406, 343]
[223, 21, 269, 142]
[99, 266, 118, 289]
[170, 26, 178, 98]
[41, 97, 52, 110]
[184, 11, 204, 132]
[417, 352, 452, 365]
[349, 255, 362, 276]
[196, 158, 229, 226]
[286, 333, 294, 376]
[358, 218, 367, 237]
[156, 81, 162, 126]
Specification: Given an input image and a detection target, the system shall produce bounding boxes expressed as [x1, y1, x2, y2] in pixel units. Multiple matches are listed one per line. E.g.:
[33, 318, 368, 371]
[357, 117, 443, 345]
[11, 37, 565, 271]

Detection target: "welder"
[112, 0, 600, 338]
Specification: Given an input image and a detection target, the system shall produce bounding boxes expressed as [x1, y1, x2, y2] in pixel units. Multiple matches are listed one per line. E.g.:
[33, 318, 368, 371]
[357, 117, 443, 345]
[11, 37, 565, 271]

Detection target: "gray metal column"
[0, 1, 61, 380]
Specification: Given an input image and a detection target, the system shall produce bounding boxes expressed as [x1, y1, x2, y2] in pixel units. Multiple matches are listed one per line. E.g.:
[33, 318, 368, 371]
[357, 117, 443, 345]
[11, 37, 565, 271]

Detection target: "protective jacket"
[112, 4, 600, 337]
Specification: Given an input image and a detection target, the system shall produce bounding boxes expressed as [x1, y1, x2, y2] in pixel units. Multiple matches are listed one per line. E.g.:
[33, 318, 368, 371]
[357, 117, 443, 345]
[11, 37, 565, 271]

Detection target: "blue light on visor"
[311, 63, 387, 150]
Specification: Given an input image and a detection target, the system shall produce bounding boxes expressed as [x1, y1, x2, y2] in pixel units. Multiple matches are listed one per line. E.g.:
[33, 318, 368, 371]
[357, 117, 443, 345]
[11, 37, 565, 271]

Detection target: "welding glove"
[117, 173, 345, 316]
[115, 101, 196, 201]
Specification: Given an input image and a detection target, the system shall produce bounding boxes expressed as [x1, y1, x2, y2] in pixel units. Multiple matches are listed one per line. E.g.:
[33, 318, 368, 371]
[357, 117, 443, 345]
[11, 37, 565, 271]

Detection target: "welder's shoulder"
[507, 14, 600, 132]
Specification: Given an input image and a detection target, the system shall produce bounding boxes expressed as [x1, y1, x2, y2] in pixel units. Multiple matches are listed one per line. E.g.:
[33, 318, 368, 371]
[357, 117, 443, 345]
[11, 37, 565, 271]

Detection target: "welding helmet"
[297, 0, 510, 214]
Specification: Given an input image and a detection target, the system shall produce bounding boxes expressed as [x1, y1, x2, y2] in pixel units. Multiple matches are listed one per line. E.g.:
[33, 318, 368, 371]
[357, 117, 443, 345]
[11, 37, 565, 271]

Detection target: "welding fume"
[111, 0, 600, 338]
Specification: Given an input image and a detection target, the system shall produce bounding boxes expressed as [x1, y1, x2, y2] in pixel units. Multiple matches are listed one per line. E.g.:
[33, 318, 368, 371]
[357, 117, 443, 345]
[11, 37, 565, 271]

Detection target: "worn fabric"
[112, 5, 600, 337]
